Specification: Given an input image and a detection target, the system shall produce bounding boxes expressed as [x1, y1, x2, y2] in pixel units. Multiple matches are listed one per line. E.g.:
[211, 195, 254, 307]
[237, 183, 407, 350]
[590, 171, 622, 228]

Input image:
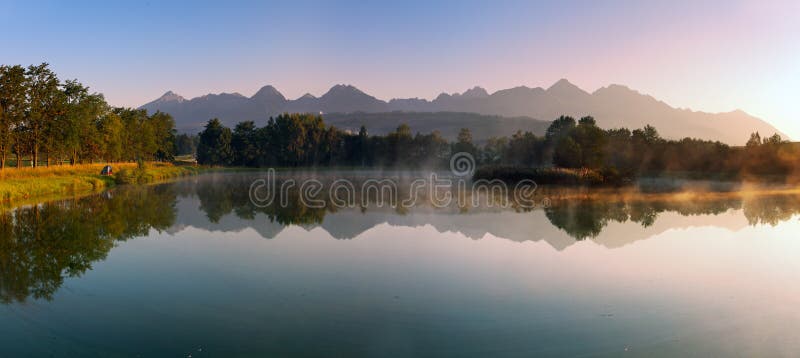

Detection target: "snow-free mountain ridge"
[141, 79, 786, 145]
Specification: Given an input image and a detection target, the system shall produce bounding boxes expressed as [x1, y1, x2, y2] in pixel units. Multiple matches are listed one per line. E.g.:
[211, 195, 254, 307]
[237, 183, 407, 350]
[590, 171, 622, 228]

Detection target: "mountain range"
[141, 79, 786, 145]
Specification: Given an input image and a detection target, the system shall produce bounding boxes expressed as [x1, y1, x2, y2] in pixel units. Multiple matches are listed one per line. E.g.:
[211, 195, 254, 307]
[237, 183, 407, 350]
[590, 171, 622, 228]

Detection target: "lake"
[2, 171, 800, 357]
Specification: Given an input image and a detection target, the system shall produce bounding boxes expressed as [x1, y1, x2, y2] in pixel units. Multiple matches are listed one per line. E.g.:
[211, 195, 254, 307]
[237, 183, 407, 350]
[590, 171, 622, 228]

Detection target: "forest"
[195, 113, 799, 182]
[0, 63, 176, 168]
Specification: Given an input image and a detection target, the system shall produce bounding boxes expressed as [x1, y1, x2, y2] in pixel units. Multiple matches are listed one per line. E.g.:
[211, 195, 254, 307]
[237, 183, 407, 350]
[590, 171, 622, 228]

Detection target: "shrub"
[473, 165, 629, 186]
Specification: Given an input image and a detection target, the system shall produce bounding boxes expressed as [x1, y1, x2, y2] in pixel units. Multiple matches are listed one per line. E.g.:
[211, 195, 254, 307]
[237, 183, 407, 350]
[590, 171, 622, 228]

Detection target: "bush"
[473, 165, 630, 186]
[114, 168, 140, 184]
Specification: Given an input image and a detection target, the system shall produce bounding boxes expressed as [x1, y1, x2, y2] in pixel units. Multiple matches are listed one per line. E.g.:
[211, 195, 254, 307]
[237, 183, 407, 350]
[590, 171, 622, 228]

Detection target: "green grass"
[114, 163, 202, 184]
[0, 162, 202, 206]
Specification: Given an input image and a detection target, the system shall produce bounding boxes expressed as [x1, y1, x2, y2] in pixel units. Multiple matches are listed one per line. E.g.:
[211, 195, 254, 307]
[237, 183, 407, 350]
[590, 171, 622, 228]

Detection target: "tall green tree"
[149, 111, 176, 161]
[0, 65, 26, 169]
[196, 118, 233, 166]
[572, 116, 607, 169]
[98, 111, 124, 162]
[232, 121, 259, 166]
[61, 80, 107, 164]
[24, 63, 64, 167]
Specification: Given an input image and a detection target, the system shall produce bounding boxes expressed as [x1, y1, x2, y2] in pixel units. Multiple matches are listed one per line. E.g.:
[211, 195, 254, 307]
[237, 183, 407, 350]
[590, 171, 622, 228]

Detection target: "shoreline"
[0, 163, 204, 210]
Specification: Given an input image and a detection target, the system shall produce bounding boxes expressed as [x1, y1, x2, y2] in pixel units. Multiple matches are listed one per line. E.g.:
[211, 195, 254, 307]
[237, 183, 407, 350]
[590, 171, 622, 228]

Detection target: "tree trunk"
[16, 153, 21, 168]
[32, 148, 38, 168]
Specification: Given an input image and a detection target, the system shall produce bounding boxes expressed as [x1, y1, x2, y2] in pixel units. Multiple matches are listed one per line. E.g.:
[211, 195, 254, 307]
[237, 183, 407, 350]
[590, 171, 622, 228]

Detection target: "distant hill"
[321, 112, 550, 141]
[141, 79, 787, 145]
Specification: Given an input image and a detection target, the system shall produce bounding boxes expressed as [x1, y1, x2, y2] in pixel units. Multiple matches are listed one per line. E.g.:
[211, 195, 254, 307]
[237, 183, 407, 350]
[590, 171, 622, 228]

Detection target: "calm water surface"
[2, 172, 800, 357]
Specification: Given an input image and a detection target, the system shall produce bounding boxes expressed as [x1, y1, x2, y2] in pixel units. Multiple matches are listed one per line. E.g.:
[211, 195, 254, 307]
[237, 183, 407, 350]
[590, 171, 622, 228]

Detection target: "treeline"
[481, 116, 798, 180]
[196, 113, 797, 180]
[196, 114, 453, 167]
[0, 63, 176, 168]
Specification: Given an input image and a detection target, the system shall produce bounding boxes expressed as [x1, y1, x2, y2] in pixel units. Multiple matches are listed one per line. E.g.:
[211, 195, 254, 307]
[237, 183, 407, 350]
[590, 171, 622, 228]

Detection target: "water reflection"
[181, 173, 800, 242]
[0, 186, 176, 303]
[2, 172, 800, 304]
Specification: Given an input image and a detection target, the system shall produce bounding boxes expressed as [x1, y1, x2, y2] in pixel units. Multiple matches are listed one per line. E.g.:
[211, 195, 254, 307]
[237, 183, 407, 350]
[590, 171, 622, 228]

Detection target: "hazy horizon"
[2, 0, 799, 138]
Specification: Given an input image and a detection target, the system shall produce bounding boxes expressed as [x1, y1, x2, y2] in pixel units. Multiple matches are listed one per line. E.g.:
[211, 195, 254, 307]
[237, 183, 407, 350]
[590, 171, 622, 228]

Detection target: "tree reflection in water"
[3, 173, 800, 303]
[189, 174, 800, 241]
[544, 194, 800, 240]
[0, 186, 176, 304]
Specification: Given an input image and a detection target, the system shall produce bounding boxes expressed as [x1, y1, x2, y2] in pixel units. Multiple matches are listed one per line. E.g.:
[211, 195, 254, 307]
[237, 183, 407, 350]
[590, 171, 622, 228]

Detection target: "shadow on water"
[3, 171, 800, 303]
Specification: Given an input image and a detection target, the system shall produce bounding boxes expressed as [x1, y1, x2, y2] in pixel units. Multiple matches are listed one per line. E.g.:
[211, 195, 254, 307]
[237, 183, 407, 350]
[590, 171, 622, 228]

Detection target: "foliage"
[114, 162, 199, 185]
[0, 63, 176, 168]
[194, 111, 799, 185]
[174, 133, 198, 156]
[196, 118, 233, 166]
[195, 114, 451, 168]
[473, 166, 608, 186]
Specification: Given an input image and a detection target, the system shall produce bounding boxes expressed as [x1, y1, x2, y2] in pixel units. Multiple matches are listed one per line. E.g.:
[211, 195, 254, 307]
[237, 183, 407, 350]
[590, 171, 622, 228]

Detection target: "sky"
[2, 0, 799, 138]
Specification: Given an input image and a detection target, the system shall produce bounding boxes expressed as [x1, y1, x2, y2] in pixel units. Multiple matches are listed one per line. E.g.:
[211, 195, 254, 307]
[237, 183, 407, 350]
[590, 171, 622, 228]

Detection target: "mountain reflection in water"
[2, 171, 800, 304]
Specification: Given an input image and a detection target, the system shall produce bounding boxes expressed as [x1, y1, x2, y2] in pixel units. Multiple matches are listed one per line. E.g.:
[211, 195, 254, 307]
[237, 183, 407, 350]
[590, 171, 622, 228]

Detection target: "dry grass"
[0, 163, 138, 180]
[0, 162, 199, 204]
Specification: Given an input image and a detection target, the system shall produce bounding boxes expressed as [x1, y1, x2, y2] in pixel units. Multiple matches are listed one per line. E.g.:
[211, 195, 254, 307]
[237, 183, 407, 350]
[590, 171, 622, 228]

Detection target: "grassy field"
[0, 162, 201, 206]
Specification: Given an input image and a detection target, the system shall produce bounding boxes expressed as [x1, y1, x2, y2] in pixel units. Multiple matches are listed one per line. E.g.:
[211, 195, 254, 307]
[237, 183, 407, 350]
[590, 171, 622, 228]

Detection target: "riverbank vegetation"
[0, 162, 198, 205]
[114, 162, 201, 184]
[195, 113, 797, 185]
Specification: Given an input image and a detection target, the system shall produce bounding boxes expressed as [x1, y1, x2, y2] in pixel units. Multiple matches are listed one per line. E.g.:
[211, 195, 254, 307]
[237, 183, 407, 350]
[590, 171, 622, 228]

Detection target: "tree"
[504, 130, 544, 166]
[2, 63, 177, 166]
[61, 80, 107, 164]
[174, 133, 197, 156]
[355, 125, 368, 166]
[452, 127, 477, 159]
[746, 132, 762, 147]
[764, 133, 784, 146]
[149, 111, 176, 161]
[98, 111, 124, 161]
[604, 128, 634, 175]
[553, 136, 582, 168]
[573, 116, 607, 169]
[544, 116, 577, 163]
[386, 123, 413, 166]
[23, 63, 64, 167]
[545, 115, 577, 142]
[116, 108, 150, 162]
[232, 121, 259, 166]
[196, 118, 233, 166]
[631, 125, 663, 171]
[263, 113, 313, 166]
[0, 65, 26, 169]
[412, 130, 449, 167]
[482, 137, 508, 165]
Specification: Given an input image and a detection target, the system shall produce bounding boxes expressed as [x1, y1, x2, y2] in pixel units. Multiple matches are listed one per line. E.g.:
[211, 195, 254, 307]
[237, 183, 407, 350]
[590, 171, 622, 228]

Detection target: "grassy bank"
[0, 162, 201, 206]
[113, 163, 202, 184]
[473, 166, 629, 186]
